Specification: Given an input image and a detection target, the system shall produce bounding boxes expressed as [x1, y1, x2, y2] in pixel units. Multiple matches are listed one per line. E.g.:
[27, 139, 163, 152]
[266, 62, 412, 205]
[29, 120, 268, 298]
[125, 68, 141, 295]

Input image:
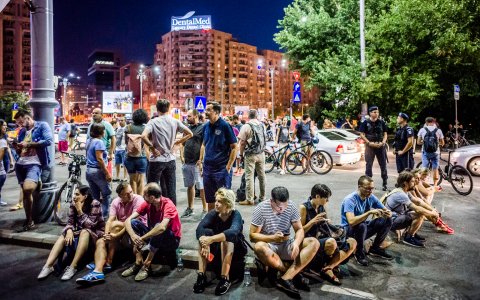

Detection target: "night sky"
[53, 0, 292, 78]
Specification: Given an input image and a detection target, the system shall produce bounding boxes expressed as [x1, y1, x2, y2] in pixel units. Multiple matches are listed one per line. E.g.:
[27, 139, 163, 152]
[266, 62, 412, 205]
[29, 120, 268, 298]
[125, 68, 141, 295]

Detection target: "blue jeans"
[346, 217, 392, 257]
[130, 219, 179, 254]
[147, 160, 177, 205]
[0, 174, 6, 202]
[86, 167, 112, 218]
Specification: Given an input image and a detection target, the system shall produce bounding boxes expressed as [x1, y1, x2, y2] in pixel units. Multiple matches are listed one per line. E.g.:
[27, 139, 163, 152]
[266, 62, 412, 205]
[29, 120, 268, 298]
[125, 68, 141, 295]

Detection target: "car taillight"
[336, 144, 344, 153]
[356, 138, 364, 144]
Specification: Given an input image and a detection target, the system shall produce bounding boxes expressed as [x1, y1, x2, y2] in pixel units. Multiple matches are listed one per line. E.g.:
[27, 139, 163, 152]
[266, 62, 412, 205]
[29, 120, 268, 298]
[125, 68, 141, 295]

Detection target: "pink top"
[109, 194, 147, 226]
[137, 197, 182, 239]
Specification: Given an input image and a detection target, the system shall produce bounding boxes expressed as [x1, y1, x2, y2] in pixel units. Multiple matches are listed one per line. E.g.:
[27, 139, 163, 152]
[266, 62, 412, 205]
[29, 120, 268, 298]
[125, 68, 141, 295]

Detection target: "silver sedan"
[450, 145, 480, 176]
[314, 129, 362, 165]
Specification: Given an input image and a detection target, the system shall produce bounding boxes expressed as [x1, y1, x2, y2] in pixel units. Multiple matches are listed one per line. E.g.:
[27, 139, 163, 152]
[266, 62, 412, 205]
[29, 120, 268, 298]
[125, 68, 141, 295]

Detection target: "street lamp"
[58, 73, 80, 118]
[137, 64, 147, 109]
[270, 67, 275, 120]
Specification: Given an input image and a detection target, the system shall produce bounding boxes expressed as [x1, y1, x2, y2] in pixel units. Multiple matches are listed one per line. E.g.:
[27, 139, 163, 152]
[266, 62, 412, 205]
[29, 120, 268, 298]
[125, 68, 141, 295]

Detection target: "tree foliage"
[275, 0, 480, 126]
[0, 92, 30, 123]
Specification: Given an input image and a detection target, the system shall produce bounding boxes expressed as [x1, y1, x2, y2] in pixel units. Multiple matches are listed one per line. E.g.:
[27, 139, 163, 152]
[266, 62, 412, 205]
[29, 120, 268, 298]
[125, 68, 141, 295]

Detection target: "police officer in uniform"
[359, 106, 389, 190]
[393, 112, 414, 173]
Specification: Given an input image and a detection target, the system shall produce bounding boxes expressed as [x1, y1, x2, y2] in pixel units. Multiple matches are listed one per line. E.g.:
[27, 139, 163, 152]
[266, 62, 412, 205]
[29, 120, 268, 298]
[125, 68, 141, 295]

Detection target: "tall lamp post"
[137, 64, 146, 109]
[59, 73, 80, 117]
[270, 67, 275, 120]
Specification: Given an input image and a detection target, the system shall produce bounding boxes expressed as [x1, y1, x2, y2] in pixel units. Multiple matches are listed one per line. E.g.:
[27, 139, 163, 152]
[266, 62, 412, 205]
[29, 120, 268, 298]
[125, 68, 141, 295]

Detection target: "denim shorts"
[115, 150, 126, 165]
[182, 164, 204, 189]
[124, 156, 148, 174]
[422, 152, 440, 169]
[15, 164, 42, 185]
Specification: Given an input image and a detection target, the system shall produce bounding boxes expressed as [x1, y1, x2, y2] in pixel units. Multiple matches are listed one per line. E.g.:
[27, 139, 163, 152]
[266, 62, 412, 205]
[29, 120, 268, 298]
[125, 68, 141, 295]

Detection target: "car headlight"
[451, 152, 463, 158]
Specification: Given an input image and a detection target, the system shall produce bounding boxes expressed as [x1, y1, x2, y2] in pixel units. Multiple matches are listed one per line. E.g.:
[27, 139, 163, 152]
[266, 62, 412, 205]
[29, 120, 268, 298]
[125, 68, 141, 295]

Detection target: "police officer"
[393, 112, 414, 173]
[359, 106, 389, 190]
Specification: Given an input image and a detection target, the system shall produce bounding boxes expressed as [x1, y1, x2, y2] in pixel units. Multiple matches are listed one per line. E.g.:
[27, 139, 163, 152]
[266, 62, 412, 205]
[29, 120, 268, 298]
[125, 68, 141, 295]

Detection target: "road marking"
[321, 285, 378, 299]
[165, 271, 191, 293]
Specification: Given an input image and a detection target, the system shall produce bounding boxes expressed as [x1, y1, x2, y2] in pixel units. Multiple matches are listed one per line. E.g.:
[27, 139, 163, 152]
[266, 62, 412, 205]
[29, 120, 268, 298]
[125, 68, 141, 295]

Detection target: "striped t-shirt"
[251, 200, 300, 240]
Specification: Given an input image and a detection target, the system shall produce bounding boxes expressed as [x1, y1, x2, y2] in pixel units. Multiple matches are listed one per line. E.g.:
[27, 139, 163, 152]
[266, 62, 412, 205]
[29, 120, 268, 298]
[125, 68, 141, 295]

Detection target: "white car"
[450, 144, 480, 176]
[314, 129, 362, 165]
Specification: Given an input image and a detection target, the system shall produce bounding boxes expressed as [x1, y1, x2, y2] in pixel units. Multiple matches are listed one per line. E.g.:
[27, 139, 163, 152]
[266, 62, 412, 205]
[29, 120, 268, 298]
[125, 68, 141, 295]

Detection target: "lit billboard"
[171, 11, 212, 31]
[102, 91, 133, 114]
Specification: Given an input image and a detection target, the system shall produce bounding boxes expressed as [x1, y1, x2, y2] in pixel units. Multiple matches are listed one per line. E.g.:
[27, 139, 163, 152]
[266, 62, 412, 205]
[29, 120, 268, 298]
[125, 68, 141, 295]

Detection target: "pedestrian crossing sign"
[293, 91, 301, 103]
[195, 96, 207, 113]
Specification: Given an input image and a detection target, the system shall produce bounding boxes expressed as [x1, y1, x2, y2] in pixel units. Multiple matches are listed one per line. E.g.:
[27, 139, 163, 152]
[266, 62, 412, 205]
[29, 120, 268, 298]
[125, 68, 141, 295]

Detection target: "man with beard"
[179, 109, 207, 218]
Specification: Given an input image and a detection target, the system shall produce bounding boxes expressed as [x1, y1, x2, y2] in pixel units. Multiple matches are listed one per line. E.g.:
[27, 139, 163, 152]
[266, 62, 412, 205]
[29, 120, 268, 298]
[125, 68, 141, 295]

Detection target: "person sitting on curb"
[76, 182, 147, 285]
[300, 184, 356, 285]
[194, 188, 247, 296]
[37, 186, 105, 281]
[411, 168, 435, 204]
[250, 186, 319, 299]
[384, 171, 446, 248]
[340, 175, 394, 267]
[122, 183, 181, 281]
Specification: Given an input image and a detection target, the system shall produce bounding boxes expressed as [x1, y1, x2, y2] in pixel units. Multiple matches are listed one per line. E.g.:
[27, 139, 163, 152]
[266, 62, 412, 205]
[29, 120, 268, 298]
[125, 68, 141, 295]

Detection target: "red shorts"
[58, 140, 68, 152]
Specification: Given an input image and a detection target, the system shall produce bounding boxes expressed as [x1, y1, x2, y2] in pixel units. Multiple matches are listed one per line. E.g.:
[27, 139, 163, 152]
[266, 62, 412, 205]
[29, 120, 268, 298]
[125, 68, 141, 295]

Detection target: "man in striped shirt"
[250, 186, 319, 298]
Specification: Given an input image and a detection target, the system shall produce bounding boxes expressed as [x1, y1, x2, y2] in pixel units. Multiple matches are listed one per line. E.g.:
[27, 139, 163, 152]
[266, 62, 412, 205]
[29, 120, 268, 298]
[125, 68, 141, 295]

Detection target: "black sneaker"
[382, 184, 388, 191]
[369, 247, 394, 260]
[181, 207, 194, 218]
[215, 276, 231, 296]
[414, 233, 426, 241]
[293, 274, 310, 292]
[276, 278, 301, 299]
[193, 272, 207, 294]
[355, 253, 369, 266]
[266, 266, 278, 286]
[403, 236, 426, 248]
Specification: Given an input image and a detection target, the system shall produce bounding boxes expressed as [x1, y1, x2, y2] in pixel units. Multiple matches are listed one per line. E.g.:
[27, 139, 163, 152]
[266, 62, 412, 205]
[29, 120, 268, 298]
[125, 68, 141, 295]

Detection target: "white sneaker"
[61, 266, 77, 281]
[279, 170, 286, 175]
[37, 265, 54, 279]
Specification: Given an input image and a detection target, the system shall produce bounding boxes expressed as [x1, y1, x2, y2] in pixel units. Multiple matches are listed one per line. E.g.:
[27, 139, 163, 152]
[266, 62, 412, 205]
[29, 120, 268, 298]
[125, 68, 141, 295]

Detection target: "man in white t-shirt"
[114, 117, 128, 182]
[250, 186, 319, 298]
[417, 117, 445, 189]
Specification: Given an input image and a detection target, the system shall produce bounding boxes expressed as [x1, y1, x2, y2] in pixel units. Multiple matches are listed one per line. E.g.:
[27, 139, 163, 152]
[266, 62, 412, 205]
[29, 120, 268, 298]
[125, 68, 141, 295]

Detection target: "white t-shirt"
[418, 125, 444, 154]
[0, 139, 7, 175]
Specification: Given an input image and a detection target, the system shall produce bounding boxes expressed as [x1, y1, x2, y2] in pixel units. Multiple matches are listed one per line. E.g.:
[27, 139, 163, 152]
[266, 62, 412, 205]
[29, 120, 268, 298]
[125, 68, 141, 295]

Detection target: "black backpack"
[245, 123, 266, 155]
[69, 124, 77, 137]
[423, 128, 439, 153]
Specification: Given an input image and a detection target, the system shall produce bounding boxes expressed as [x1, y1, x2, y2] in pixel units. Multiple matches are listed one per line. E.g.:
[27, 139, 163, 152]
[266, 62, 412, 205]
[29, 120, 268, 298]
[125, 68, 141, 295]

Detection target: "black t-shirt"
[183, 123, 204, 164]
[359, 119, 388, 142]
[296, 121, 311, 141]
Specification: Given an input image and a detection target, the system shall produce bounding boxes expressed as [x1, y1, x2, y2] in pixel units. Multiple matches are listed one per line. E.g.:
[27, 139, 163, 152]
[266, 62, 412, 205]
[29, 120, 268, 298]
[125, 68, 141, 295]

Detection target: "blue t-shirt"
[58, 123, 71, 141]
[86, 138, 107, 168]
[203, 118, 237, 173]
[340, 191, 385, 227]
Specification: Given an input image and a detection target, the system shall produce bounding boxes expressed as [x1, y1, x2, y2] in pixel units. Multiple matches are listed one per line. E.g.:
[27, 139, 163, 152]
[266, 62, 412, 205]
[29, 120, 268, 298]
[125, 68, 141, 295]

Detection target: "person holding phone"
[300, 184, 356, 285]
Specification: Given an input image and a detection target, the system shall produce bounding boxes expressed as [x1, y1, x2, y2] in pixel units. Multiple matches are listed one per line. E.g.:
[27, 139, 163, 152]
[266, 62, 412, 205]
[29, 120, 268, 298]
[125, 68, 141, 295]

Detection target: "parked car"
[322, 128, 365, 157]
[314, 129, 362, 165]
[450, 145, 480, 176]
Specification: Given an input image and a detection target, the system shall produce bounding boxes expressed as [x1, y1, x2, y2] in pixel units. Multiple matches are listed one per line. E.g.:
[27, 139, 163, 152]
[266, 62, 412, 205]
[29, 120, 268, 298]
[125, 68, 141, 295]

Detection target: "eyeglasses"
[360, 186, 375, 191]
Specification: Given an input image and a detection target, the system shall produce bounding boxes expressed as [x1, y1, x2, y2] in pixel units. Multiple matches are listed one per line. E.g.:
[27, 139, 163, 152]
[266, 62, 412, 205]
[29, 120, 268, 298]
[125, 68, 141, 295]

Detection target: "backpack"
[69, 124, 77, 137]
[245, 122, 266, 155]
[423, 128, 438, 153]
[126, 125, 143, 157]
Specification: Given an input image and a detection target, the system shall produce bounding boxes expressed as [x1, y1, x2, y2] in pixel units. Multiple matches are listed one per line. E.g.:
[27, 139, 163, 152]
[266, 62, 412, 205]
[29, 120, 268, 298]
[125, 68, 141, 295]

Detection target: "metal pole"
[28, 0, 58, 223]
[140, 74, 143, 110]
[271, 68, 274, 120]
[455, 98, 458, 149]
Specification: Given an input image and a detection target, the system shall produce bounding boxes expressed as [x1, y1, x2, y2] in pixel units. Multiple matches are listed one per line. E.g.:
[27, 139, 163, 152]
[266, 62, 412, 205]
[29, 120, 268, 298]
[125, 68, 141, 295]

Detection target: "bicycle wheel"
[264, 150, 275, 174]
[415, 161, 443, 186]
[448, 165, 473, 196]
[54, 180, 79, 225]
[286, 151, 307, 175]
[309, 150, 333, 175]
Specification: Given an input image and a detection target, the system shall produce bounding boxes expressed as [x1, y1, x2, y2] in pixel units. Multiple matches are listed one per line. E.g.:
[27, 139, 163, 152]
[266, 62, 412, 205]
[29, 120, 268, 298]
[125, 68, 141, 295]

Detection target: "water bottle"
[177, 249, 184, 271]
[243, 268, 252, 286]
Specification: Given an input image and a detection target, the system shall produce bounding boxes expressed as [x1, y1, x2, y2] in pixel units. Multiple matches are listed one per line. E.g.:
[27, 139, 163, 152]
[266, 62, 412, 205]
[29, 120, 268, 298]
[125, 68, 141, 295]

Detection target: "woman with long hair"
[37, 185, 105, 280]
[0, 119, 8, 206]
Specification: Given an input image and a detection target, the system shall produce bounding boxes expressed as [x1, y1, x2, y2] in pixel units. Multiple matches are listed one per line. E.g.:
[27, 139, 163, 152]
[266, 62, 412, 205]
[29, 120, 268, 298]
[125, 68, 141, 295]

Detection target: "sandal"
[321, 268, 341, 286]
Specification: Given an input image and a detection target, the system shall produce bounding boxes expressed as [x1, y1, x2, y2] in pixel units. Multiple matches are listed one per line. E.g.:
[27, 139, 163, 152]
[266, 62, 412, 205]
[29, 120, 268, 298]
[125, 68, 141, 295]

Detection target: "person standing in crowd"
[359, 106, 389, 191]
[194, 188, 246, 296]
[57, 117, 71, 165]
[250, 186, 319, 298]
[113, 116, 128, 182]
[238, 109, 266, 206]
[393, 113, 415, 173]
[141, 99, 193, 206]
[124, 109, 149, 196]
[232, 114, 243, 176]
[340, 175, 393, 266]
[122, 183, 181, 281]
[68, 119, 77, 152]
[37, 186, 104, 281]
[76, 182, 147, 285]
[9, 116, 25, 212]
[180, 109, 207, 218]
[13, 109, 53, 231]
[87, 108, 116, 177]
[0, 120, 9, 206]
[275, 117, 291, 175]
[85, 123, 112, 219]
[200, 101, 237, 211]
[417, 117, 445, 190]
[292, 114, 314, 173]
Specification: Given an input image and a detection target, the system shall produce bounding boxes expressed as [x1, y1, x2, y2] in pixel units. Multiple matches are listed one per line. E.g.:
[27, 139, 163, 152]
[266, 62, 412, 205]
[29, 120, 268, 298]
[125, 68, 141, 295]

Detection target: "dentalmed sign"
[171, 11, 212, 31]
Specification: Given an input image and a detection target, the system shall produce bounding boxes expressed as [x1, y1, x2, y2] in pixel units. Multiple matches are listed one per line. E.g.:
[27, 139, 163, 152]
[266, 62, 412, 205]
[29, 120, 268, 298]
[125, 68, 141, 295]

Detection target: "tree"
[0, 91, 30, 123]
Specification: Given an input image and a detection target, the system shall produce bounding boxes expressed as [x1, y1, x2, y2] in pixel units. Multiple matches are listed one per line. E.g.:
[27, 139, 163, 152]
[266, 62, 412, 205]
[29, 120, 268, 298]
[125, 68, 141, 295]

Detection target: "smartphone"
[282, 232, 291, 237]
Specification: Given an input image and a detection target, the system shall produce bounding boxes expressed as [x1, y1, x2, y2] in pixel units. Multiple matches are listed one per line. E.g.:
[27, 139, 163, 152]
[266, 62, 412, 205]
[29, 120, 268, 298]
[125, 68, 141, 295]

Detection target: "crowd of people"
[0, 100, 457, 298]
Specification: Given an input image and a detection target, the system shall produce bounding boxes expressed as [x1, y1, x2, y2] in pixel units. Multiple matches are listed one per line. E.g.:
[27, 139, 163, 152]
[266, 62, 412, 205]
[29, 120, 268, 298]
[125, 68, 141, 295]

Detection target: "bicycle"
[264, 143, 308, 175]
[443, 130, 476, 150]
[415, 150, 473, 196]
[289, 139, 333, 175]
[53, 152, 86, 225]
[70, 135, 86, 152]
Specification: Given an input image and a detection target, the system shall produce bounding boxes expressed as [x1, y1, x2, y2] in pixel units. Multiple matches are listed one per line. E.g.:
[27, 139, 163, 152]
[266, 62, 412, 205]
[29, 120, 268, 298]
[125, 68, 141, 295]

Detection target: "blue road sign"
[12, 103, 19, 110]
[454, 85, 460, 93]
[293, 91, 301, 103]
[195, 96, 207, 113]
[293, 82, 301, 92]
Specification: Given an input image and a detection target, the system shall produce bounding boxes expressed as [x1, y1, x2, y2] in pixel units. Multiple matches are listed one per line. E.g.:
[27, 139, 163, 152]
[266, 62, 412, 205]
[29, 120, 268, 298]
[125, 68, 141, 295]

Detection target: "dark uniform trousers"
[395, 152, 414, 173]
[365, 145, 388, 184]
